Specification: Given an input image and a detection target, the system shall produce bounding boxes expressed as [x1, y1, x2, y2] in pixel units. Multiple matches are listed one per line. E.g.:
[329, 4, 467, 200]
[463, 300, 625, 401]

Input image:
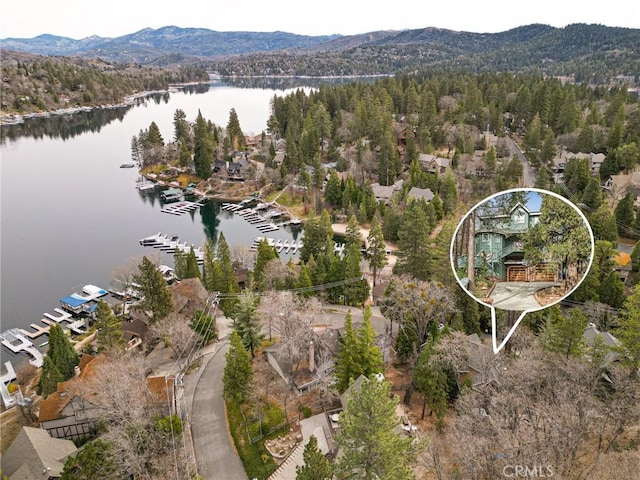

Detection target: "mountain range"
[2, 24, 639, 77]
[0, 26, 340, 62]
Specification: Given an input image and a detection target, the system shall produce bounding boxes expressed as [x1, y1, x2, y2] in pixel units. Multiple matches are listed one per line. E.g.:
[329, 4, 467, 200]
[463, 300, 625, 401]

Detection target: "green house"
[474, 203, 541, 281]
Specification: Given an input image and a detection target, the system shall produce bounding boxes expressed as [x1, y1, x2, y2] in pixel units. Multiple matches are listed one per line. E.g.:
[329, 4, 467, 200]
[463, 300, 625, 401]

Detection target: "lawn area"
[265, 190, 313, 219]
[226, 399, 281, 479]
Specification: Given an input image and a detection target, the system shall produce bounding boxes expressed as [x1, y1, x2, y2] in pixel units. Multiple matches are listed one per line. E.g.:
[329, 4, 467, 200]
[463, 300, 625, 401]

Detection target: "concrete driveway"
[490, 281, 560, 311]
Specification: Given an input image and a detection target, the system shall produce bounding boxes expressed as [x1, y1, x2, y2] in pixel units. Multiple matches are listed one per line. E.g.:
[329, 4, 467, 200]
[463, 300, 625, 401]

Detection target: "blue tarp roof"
[60, 294, 90, 307]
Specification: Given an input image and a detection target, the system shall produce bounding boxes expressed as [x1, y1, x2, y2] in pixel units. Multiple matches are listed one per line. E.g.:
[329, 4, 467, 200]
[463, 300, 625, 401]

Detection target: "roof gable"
[1, 427, 76, 478]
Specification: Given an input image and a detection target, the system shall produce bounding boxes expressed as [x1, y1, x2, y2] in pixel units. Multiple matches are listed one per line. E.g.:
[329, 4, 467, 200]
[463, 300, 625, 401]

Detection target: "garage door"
[533, 264, 557, 282]
[507, 266, 527, 282]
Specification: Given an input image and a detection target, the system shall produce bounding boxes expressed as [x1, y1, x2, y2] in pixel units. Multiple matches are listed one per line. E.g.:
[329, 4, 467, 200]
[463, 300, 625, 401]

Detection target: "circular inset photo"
[450, 188, 594, 312]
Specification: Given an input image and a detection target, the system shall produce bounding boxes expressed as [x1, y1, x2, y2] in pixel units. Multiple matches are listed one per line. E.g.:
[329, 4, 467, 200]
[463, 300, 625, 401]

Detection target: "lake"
[1, 78, 355, 351]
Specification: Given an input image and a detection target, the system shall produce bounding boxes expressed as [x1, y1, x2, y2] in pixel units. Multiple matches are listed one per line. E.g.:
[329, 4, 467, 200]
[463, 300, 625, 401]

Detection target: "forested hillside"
[208, 24, 640, 81]
[0, 52, 208, 114]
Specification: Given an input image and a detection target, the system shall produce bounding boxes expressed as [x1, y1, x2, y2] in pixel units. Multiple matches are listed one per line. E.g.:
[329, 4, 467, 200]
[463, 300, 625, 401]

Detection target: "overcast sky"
[1, 0, 638, 39]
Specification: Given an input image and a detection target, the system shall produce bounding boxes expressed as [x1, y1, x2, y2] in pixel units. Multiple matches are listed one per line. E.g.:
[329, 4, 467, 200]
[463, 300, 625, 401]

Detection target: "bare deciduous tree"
[147, 312, 198, 360]
[262, 259, 294, 291]
[380, 276, 455, 363]
[79, 355, 187, 479]
[258, 292, 323, 384]
[446, 342, 640, 480]
[230, 245, 256, 270]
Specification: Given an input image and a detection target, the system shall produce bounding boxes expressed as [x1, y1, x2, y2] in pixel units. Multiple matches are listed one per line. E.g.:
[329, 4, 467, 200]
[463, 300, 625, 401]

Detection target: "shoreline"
[0, 81, 210, 126]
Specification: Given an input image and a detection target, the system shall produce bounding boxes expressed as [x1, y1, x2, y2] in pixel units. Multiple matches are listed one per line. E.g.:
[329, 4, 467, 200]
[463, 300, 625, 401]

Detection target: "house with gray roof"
[583, 324, 621, 364]
[408, 187, 434, 203]
[371, 179, 404, 204]
[419, 153, 450, 174]
[1, 427, 77, 479]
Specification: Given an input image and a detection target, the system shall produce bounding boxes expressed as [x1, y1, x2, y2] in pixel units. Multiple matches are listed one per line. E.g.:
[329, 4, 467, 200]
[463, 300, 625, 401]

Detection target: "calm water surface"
[1, 79, 331, 342]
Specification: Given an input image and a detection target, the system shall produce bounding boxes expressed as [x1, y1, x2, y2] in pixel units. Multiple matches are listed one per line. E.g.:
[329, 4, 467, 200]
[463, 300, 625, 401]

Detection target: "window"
[481, 233, 489, 242]
[513, 209, 526, 224]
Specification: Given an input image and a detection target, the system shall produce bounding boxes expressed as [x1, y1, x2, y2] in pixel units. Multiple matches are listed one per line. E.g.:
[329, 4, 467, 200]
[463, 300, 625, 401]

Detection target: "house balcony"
[499, 242, 524, 258]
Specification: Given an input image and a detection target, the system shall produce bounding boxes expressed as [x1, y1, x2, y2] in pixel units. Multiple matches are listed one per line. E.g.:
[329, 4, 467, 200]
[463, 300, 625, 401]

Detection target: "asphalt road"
[506, 137, 537, 187]
[189, 341, 248, 480]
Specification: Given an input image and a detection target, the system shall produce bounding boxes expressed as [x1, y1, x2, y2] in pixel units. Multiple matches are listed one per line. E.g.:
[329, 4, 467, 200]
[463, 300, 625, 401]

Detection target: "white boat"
[136, 180, 155, 192]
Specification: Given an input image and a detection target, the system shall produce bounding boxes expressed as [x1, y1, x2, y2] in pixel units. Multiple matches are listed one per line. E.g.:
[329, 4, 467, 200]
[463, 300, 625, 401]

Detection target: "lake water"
[1, 78, 351, 350]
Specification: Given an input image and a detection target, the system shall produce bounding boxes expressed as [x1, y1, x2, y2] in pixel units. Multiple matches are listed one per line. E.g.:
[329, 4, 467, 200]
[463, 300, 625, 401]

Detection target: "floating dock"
[160, 199, 207, 216]
[221, 202, 283, 232]
[0, 329, 44, 368]
[138, 232, 205, 264]
[251, 237, 345, 256]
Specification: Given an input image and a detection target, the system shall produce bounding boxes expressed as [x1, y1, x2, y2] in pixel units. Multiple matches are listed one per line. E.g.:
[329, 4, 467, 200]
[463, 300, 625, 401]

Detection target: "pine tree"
[582, 177, 603, 210]
[227, 108, 245, 151]
[394, 199, 432, 280]
[178, 140, 191, 168]
[309, 254, 326, 286]
[334, 311, 362, 392]
[184, 246, 202, 279]
[231, 290, 263, 357]
[335, 377, 416, 480]
[223, 331, 253, 403]
[61, 439, 122, 480]
[325, 252, 345, 304]
[413, 340, 449, 426]
[615, 285, 640, 377]
[344, 215, 362, 251]
[173, 248, 188, 280]
[134, 256, 173, 322]
[296, 435, 332, 480]
[95, 300, 124, 352]
[631, 241, 640, 272]
[367, 216, 387, 287]
[147, 121, 164, 146]
[343, 244, 367, 306]
[190, 309, 218, 344]
[173, 109, 189, 142]
[599, 271, 625, 308]
[193, 110, 214, 179]
[37, 355, 64, 398]
[438, 172, 457, 216]
[216, 233, 239, 314]
[357, 306, 383, 378]
[615, 192, 634, 237]
[324, 170, 342, 208]
[296, 264, 313, 297]
[254, 239, 278, 289]
[588, 205, 619, 243]
[542, 308, 588, 359]
[47, 323, 79, 380]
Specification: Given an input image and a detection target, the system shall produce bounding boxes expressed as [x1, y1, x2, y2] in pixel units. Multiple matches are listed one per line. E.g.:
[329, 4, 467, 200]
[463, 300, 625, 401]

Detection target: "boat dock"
[0, 329, 44, 368]
[221, 202, 281, 232]
[251, 237, 346, 256]
[160, 199, 207, 216]
[0, 283, 112, 368]
[138, 232, 205, 264]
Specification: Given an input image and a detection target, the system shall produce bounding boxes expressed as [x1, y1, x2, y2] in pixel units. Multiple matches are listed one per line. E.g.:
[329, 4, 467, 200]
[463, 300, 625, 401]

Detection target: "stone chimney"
[308, 340, 315, 373]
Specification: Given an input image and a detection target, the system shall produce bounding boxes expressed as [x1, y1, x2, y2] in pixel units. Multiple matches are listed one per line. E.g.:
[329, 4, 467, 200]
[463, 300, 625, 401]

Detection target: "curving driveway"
[187, 340, 248, 480]
[490, 281, 560, 311]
